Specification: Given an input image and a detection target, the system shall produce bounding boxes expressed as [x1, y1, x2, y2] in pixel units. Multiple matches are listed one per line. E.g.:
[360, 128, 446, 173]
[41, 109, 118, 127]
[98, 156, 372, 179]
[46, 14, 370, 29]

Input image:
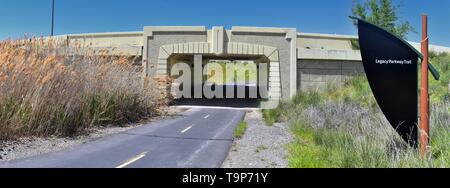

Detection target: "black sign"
[356, 18, 420, 146]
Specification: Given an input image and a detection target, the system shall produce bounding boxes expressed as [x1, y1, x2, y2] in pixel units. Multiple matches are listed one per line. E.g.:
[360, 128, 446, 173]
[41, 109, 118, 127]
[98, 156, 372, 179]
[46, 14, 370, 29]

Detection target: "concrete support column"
[156, 58, 168, 75]
[143, 40, 149, 77]
[286, 29, 298, 99]
[212, 26, 225, 55]
[269, 61, 282, 100]
[194, 55, 203, 99]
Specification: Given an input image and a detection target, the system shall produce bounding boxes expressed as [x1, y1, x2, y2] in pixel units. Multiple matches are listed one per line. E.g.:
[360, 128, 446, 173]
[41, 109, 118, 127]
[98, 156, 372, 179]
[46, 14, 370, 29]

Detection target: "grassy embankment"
[0, 39, 169, 141]
[263, 52, 450, 168]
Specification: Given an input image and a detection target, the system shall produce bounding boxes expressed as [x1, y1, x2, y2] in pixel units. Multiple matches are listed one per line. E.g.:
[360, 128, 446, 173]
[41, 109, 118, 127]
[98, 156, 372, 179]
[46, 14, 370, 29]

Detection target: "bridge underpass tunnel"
[169, 54, 270, 108]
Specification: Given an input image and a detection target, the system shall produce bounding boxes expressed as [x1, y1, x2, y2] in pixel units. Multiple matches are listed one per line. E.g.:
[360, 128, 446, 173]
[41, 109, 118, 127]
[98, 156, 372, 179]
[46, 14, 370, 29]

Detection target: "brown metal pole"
[420, 15, 429, 158]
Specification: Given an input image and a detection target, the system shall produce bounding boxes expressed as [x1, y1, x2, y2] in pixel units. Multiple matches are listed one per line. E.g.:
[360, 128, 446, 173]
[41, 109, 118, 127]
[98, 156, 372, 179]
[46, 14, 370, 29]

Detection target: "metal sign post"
[420, 15, 430, 158]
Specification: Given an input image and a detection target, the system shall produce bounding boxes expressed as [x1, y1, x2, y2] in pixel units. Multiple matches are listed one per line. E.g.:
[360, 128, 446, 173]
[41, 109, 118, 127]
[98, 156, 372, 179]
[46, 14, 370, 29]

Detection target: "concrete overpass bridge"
[54, 26, 450, 101]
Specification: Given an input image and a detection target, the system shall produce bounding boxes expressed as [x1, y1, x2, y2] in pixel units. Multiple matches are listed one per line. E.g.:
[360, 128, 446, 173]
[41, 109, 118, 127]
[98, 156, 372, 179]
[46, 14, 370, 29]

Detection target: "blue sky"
[0, 0, 449, 46]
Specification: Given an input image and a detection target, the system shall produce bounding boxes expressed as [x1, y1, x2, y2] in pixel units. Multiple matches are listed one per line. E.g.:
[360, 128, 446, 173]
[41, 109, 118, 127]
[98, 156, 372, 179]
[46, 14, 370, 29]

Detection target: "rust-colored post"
[420, 15, 430, 158]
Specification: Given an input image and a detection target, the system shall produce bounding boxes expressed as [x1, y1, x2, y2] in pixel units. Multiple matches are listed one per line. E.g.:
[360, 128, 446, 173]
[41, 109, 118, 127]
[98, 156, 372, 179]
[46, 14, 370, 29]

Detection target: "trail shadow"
[171, 85, 263, 109]
[172, 98, 261, 109]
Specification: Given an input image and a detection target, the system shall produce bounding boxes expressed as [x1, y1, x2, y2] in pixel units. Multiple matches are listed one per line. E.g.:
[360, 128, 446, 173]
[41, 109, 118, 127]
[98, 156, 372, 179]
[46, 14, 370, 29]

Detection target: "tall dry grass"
[0, 38, 168, 140]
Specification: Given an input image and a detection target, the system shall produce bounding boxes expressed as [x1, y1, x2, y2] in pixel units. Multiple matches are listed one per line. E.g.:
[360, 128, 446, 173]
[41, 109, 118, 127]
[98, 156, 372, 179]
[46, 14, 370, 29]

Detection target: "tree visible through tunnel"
[170, 57, 269, 108]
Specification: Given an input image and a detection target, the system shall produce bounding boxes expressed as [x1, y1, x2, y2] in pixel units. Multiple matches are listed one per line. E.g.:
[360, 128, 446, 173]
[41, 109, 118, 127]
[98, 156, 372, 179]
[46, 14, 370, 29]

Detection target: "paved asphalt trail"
[0, 108, 246, 168]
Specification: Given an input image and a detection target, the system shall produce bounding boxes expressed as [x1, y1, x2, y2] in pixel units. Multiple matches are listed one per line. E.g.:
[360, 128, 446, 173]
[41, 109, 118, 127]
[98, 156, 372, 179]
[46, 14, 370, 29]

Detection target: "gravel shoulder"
[222, 110, 293, 168]
[0, 107, 185, 162]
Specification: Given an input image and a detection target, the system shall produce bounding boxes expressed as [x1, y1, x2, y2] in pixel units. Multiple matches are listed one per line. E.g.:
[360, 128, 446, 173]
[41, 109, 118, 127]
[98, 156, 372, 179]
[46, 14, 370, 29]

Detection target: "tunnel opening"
[168, 54, 270, 108]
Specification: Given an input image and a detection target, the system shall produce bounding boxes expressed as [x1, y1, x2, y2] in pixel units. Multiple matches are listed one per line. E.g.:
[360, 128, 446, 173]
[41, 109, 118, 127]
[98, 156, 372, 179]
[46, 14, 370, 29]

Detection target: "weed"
[234, 121, 248, 139]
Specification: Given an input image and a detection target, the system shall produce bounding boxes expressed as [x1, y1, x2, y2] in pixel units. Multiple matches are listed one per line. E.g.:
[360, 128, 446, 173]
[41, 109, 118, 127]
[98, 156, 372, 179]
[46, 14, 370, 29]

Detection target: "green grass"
[287, 115, 440, 168]
[264, 52, 450, 168]
[288, 121, 337, 168]
[262, 108, 282, 126]
[328, 75, 377, 108]
[234, 121, 248, 139]
[292, 91, 323, 107]
[262, 92, 323, 126]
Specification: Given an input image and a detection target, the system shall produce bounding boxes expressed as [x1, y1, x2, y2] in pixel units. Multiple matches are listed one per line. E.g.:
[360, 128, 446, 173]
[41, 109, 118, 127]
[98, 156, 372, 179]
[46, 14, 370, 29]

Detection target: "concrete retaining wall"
[297, 59, 364, 92]
[297, 33, 357, 50]
[296, 47, 364, 92]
